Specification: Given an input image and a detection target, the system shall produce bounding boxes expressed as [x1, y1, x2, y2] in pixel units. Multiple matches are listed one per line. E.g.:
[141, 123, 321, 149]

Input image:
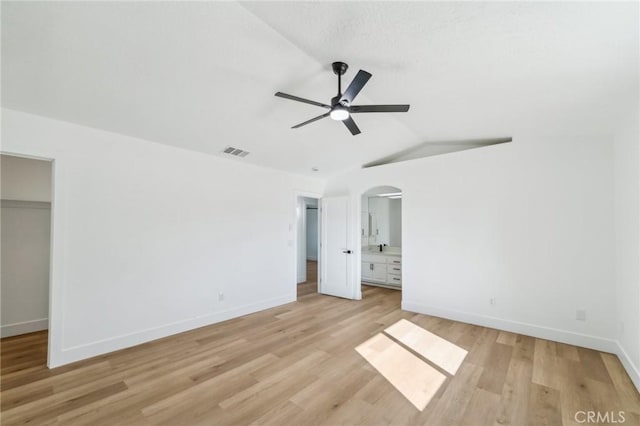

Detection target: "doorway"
[1, 154, 53, 364]
[360, 186, 403, 298]
[296, 195, 320, 299]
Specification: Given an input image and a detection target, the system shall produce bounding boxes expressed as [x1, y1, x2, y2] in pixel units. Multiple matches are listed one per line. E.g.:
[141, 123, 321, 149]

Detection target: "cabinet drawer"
[386, 257, 402, 265]
[363, 254, 386, 263]
[388, 265, 402, 273]
[387, 274, 402, 285]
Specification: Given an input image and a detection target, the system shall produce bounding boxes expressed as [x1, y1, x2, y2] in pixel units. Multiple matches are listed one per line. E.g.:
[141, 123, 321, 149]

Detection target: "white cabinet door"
[372, 263, 387, 281]
[362, 262, 373, 281]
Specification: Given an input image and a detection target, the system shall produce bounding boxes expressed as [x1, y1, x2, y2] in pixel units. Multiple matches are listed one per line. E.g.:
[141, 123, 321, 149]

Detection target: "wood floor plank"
[576, 347, 614, 385]
[3, 380, 128, 425]
[288, 351, 368, 409]
[496, 331, 518, 346]
[455, 322, 484, 350]
[56, 376, 196, 425]
[527, 383, 562, 426]
[1, 279, 638, 425]
[424, 362, 484, 425]
[465, 327, 500, 366]
[460, 388, 501, 426]
[141, 352, 277, 419]
[555, 342, 580, 362]
[601, 352, 640, 415]
[247, 401, 305, 426]
[352, 373, 395, 406]
[477, 342, 514, 395]
[355, 387, 417, 426]
[494, 335, 535, 426]
[532, 338, 568, 390]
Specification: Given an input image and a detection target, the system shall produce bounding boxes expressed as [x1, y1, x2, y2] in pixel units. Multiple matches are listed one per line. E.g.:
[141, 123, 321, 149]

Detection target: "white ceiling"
[2, 2, 637, 177]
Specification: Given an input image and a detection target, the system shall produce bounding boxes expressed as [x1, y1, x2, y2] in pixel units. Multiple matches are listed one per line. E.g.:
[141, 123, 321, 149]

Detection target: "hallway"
[297, 260, 317, 298]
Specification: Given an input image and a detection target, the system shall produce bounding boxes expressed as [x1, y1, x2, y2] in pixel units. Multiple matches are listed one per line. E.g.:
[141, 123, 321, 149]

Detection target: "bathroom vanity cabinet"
[362, 253, 402, 289]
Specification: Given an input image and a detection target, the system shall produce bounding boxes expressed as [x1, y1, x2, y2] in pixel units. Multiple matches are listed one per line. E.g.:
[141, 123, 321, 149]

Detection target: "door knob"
[342, 250, 352, 254]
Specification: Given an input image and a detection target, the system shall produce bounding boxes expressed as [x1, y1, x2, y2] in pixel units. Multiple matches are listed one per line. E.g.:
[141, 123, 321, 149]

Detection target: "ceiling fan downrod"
[332, 61, 349, 104]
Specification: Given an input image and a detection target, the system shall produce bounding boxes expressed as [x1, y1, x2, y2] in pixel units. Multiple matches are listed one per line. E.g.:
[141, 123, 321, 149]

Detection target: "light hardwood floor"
[2, 283, 639, 425]
[297, 260, 318, 298]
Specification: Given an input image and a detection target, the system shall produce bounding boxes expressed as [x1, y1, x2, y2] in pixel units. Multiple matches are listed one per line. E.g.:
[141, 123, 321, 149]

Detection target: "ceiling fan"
[275, 62, 410, 136]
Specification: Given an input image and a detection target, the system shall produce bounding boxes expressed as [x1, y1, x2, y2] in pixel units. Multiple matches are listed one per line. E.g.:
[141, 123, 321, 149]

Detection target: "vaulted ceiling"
[2, 2, 637, 177]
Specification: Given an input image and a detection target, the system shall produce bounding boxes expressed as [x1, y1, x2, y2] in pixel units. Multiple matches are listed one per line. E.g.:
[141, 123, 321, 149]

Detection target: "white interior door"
[320, 196, 353, 299]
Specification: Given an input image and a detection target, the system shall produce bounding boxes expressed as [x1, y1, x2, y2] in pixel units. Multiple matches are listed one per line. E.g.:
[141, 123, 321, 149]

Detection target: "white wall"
[1, 108, 324, 367]
[1, 155, 52, 337]
[325, 132, 619, 356]
[389, 198, 402, 247]
[1, 155, 52, 202]
[296, 197, 307, 283]
[306, 207, 318, 261]
[361, 194, 369, 248]
[613, 105, 640, 390]
[1, 200, 51, 337]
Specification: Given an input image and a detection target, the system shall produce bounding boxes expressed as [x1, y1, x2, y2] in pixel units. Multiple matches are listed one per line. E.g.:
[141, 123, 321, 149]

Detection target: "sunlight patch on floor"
[385, 319, 468, 375]
[355, 319, 468, 411]
[356, 333, 446, 411]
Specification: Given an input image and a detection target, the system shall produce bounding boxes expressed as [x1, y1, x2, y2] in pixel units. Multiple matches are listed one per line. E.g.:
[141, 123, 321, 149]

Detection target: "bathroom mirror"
[361, 186, 402, 248]
[368, 196, 401, 246]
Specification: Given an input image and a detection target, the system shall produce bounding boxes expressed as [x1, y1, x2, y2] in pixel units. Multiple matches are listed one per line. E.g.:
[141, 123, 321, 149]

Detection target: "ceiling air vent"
[222, 146, 250, 158]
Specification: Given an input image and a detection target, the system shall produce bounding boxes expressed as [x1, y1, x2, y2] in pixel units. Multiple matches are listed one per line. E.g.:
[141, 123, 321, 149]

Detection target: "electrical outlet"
[218, 292, 224, 301]
[490, 297, 496, 306]
[576, 309, 586, 321]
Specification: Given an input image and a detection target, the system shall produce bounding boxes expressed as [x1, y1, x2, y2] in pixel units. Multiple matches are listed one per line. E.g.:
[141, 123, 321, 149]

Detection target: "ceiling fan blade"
[292, 112, 331, 129]
[340, 70, 372, 104]
[342, 116, 361, 135]
[275, 92, 331, 109]
[350, 104, 410, 113]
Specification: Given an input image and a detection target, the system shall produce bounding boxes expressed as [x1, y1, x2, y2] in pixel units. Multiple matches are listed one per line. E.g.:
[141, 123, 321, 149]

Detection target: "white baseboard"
[401, 301, 618, 353]
[50, 295, 295, 368]
[1, 318, 48, 338]
[402, 301, 640, 392]
[614, 341, 640, 393]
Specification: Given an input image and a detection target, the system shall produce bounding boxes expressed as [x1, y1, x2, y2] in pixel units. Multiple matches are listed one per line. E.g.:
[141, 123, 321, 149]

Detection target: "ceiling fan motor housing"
[331, 95, 346, 107]
[332, 61, 349, 76]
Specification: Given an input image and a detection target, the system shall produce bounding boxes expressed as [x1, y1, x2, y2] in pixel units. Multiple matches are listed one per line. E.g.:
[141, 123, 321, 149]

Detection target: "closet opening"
[1, 153, 53, 367]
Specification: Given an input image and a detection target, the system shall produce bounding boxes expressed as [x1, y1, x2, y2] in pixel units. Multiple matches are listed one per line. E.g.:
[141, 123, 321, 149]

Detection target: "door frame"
[292, 190, 322, 299]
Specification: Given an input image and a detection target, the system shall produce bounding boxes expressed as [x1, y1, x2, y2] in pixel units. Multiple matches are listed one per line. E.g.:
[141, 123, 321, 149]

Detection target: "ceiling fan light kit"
[275, 61, 410, 135]
[330, 106, 349, 121]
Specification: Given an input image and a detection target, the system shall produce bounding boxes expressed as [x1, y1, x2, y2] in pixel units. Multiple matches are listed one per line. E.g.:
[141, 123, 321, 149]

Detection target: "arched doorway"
[360, 186, 402, 298]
